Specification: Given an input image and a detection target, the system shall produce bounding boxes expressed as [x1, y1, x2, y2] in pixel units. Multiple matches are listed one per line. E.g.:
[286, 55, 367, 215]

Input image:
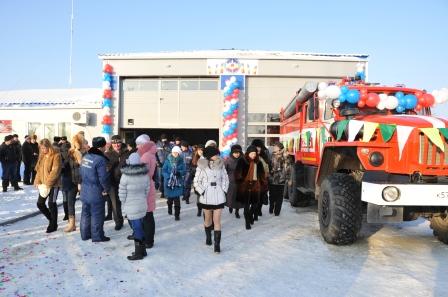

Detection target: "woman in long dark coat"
[225, 144, 243, 218]
[234, 145, 267, 230]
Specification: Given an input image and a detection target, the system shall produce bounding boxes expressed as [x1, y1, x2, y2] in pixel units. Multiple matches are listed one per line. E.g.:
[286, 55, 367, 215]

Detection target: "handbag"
[38, 184, 50, 198]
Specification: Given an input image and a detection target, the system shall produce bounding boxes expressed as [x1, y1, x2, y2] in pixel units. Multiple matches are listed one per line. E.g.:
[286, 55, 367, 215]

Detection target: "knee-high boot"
[47, 202, 58, 233]
[204, 225, 213, 246]
[63, 201, 69, 221]
[214, 230, 221, 253]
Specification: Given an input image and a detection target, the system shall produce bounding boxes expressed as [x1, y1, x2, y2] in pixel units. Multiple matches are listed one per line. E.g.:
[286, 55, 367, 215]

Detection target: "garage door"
[121, 78, 221, 129]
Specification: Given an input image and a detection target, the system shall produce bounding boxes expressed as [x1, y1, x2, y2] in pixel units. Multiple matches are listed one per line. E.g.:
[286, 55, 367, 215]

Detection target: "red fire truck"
[280, 78, 448, 245]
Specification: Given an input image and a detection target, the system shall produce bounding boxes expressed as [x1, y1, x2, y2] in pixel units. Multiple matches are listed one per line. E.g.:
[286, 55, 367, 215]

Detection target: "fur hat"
[127, 152, 141, 165]
[4, 135, 13, 142]
[246, 145, 258, 154]
[171, 146, 182, 154]
[230, 144, 243, 153]
[135, 134, 150, 145]
[251, 138, 265, 148]
[92, 136, 106, 148]
[203, 146, 220, 160]
[180, 140, 189, 147]
[205, 140, 217, 148]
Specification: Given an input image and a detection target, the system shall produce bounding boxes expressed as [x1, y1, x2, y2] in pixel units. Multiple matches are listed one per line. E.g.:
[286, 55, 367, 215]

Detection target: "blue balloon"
[103, 73, 112, 82]
[404, 94, 418, 109]
[234, 103, 239, 109]
[102, 99, 113, 108]
[346, 89, 360, 104]
[102, 125, 112, 134]
[395, 92, 404, 100]
[339, 93, 347, 103]
[340, 86, 349, 94]
[396, 106, 405, 113]
[356, 71, 365, 80]
[397, 96, 406, 107]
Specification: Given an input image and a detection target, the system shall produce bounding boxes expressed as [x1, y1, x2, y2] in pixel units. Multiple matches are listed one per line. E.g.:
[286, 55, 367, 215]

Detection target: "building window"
[180, 80, 199, 90]
[267, 125, 280, 134]
[199, 80, 218, 90]
[139, 80, 159, 91]
[247, 113, 266, 122]
[44, 124, 55, 141]
[267, 137, 280, 147]
[123, 80, 139, 92]
[247, 125, 266, 134]
[267, 113, 280, 122]
[324, 99, 334, 120]
[28, 122, 41, 137]
[58, 122, 71, 140]
[161, 80, 178, 91]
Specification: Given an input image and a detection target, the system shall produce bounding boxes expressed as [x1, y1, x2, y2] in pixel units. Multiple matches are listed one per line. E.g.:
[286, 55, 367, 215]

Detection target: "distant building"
[0, 88, 102, 143]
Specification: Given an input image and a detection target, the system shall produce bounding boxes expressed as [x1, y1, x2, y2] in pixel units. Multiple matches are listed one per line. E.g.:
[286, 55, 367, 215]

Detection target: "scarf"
[244, 160, 258, 182]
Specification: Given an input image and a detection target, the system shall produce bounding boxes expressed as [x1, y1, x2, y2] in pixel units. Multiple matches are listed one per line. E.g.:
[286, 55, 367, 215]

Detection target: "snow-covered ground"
[1, 192, 447, 297]
[0, 184, 64, 225]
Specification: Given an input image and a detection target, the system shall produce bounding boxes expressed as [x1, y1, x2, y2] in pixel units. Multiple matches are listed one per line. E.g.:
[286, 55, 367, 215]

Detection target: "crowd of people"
[0, 132, 290, 260]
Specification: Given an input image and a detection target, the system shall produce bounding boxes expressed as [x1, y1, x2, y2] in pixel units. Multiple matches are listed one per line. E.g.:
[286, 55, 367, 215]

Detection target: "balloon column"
[221, 76, 240, 157]
[102, 64, 114, 141]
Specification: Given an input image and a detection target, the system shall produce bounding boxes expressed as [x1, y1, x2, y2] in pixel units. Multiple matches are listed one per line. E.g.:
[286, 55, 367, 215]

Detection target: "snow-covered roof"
[0, 88, 102, 108]
[98, 49, 369, 62]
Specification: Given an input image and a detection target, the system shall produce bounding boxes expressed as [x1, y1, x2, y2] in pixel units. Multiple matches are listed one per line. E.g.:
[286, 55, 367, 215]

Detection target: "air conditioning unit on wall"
[72, 111, 89, 125]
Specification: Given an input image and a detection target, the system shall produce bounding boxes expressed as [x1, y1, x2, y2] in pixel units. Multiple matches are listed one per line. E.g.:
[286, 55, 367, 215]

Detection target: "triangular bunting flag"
[348, 120, 364, 142]
[396, 126, 414, 160]
[439, 128, 448, 141]
[306, 131, 312, 146]
[337, 120, 349, 141]
[320, 127, 327, 145]
[379, 124, 396, 142]
[421, 128, 445, 152]
[362, 122, 378, 142]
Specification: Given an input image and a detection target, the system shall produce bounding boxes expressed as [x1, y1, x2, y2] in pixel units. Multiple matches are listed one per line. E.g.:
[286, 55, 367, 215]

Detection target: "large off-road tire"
[429, 216, 448, 244]
[289, 163, 310, 207]
[318, 173, 362, 245]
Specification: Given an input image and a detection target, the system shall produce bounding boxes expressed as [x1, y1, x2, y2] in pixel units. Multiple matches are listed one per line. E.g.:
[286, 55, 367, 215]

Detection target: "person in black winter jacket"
[0, 135, 22, 191]
[104, 135, 127, 230]
[12, 134, 22, 183]
[30, 135, 39, 184]
[22, 135, 34, 185]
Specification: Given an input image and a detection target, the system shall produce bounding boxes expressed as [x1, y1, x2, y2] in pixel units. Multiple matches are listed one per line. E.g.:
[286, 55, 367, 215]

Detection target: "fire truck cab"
[280, 78, 448, 245]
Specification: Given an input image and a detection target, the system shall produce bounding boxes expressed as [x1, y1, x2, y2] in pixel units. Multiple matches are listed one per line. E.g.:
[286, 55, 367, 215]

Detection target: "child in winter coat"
[162, 146, 186, 221]
[119, 152, 150, 261]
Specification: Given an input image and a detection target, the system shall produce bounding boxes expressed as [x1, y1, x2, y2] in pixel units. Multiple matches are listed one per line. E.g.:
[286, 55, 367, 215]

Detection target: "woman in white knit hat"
[119, 152, 150, 260]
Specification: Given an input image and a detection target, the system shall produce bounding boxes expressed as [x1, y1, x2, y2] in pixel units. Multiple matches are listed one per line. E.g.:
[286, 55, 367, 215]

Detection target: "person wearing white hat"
[162, 146, 185, 220]
[119, 152, 150, 260]
[205, 140, 217, 148]
[135, 134, 150, 145]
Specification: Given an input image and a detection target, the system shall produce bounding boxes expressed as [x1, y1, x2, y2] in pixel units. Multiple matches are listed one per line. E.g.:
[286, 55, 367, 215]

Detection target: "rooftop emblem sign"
[207, 58, 258, 75]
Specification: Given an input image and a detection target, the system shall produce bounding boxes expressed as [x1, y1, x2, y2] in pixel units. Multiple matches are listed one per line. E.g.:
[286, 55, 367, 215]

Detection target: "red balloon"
[233, 89, 240, 95]
[422, 93, 435, 107]
[358, 100, 366, 108]
[103, 64, 113, 73]
[103, 90, 112, 98]
[415, 91, 423, 99]
[416, 104, 422, 111]
[366, 93, 380, 107]
[360, 89, 368, 101]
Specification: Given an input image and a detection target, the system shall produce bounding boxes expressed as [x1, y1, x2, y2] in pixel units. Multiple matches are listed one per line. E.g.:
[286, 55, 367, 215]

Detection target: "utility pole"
[68, 0, 74, 88]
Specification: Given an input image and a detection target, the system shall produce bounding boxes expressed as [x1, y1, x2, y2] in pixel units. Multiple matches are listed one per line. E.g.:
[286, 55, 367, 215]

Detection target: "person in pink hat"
[135, 134, 157, 249]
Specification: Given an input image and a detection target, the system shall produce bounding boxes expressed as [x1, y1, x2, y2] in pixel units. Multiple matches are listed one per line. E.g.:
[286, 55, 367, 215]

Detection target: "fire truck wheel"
[318, 173, 362, 245]
[429, 216, 448, 244]
[289, 163, 309, 207]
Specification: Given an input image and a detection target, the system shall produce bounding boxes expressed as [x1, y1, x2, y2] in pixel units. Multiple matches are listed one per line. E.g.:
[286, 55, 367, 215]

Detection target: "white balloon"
[102, 81, 111, 90]
[231, 118, 237, 124]
[101, 133, 111, 141]
[356, 62, 365, 73]
[317, 90, 327, 100]
[223, 86, 229, 93]
[318, 82, 328, 91]
[230, 76, 237, 83]
[232, 137, 238, 144]
[379, 93, 388, 103]
[230, 99, 237, 105]
[377, 101, 386, 110]
[386, 95, 399, 110]
[225, 80, 231, 87]
[440, 89, 448, 102]
[326, 85, 341, 99]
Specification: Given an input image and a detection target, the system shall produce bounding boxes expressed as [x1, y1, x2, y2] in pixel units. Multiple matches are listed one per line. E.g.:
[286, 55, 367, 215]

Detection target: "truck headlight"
[369, 152, 384, 167]
[382, 186, 400, 202]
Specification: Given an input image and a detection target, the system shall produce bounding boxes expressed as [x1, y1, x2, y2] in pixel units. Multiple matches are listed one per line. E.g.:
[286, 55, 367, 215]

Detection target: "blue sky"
[0, 0, 447, 114]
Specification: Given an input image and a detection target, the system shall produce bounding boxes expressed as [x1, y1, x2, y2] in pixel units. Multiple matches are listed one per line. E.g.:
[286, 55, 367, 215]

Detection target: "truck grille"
[419, 133, 448, 166]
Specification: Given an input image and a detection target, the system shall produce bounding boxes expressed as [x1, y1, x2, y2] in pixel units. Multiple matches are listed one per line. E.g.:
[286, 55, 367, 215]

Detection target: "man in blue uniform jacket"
[80, 136, 111, 242]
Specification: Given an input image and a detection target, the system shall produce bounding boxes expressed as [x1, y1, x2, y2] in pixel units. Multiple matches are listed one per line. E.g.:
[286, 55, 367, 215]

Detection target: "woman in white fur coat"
[193, 146, 229, 254]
